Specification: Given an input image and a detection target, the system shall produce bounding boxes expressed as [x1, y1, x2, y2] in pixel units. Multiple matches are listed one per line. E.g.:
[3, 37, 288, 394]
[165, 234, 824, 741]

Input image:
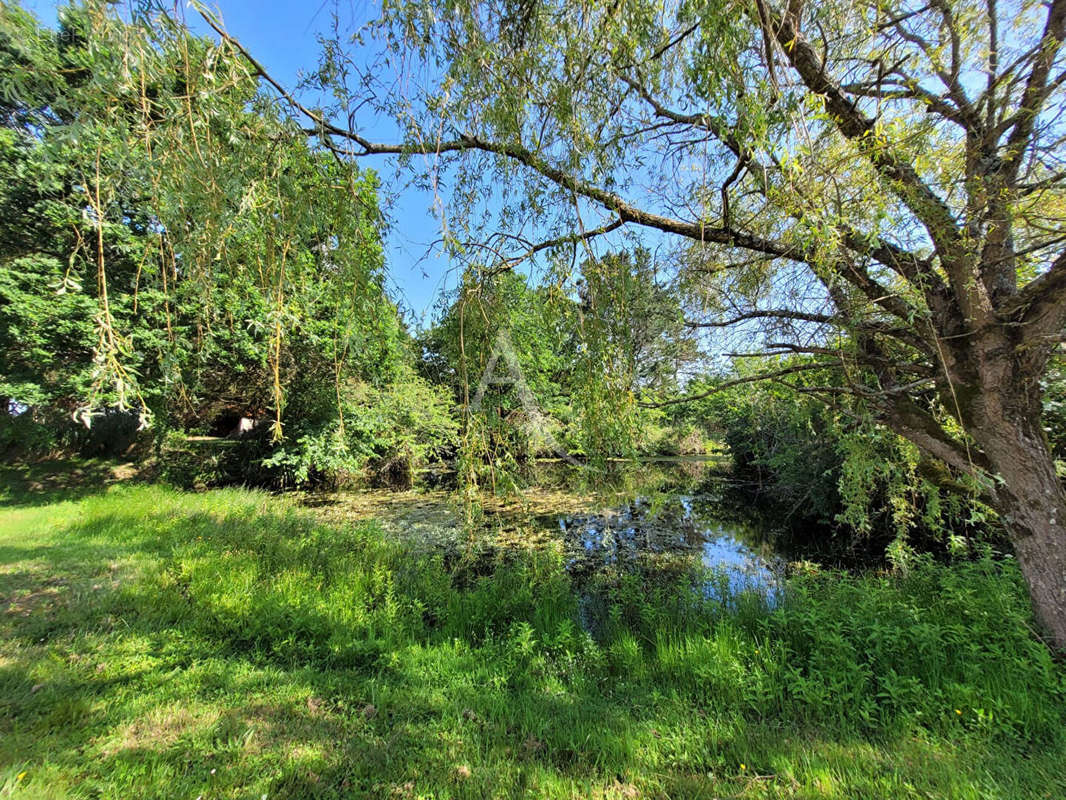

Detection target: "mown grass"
[1, 475, 1064, 799]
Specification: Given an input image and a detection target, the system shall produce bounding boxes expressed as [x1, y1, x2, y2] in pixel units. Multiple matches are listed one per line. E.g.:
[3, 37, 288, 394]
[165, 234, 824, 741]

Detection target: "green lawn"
[1, 471, 1064, 799]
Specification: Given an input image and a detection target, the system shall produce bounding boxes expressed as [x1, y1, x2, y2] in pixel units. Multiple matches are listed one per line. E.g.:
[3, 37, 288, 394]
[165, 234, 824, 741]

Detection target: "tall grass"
[1, 483, 1064, 798]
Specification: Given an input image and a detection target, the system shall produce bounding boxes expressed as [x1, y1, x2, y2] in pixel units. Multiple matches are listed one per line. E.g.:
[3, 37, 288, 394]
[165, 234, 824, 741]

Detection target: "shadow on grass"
[0, 458, 138, 508]
[1, 486, 1065, 799]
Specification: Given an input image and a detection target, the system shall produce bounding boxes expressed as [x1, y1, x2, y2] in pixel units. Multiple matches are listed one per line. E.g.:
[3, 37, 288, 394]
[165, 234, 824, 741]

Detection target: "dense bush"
[157, 371, 457, 490]
[0, 4, 413, 485]
[674, 365, 996, 565]
[260, 370, 459, 489]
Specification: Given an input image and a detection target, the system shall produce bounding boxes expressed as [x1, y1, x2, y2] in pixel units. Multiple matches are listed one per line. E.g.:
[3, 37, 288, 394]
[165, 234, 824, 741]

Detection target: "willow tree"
[209, 1, 1066, 641]
[1, 0, 396, 470]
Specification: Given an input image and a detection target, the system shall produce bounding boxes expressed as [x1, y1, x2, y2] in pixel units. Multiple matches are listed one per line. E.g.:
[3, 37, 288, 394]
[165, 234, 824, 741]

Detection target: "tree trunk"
[973, 409, 1066, 650]
[1011, 514, 1066, 651]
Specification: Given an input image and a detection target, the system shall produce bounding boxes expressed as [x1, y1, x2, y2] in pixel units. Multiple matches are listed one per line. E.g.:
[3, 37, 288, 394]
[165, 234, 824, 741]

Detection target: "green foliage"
[158, 369, 458, 491]
[684, 361, 993, 564]
[421, 269, 574, 414]
[419, 251, 701, 484]
[345, 0, 1066, 649]
[575, 248, 698, 397]
[1, 481, 1064, 797]
[0, 1, 433, 486]
[420, 269, 577, 490]
[563, 248, 699, 460]
[1043, 355, 1066, 470]
[262, 369, 459, 489]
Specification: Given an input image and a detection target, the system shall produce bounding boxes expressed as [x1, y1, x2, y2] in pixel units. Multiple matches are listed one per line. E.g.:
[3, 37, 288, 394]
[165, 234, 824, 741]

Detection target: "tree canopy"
[0, 1, 456, 486]
[270, 0, 1066, 645]
[2, 0, 1065, 647]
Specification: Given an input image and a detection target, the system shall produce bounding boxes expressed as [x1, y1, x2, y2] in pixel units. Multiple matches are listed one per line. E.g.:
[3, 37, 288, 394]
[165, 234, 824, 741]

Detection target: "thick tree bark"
[972, 406, 1066, 649]
[1008, 498, 1066, 651]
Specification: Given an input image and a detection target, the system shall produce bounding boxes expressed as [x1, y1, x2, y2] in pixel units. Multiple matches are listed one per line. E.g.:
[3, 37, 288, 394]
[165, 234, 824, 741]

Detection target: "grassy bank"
[1, 478, 1064, 799]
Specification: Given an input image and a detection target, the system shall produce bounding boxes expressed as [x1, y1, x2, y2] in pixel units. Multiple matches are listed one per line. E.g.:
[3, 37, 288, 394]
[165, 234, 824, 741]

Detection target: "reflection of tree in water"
[561, 494, 781, 605]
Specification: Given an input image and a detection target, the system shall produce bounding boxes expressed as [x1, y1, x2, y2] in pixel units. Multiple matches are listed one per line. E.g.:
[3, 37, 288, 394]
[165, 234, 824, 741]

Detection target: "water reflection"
[304, 457, 785, 621]
[558, 494, 782, 607]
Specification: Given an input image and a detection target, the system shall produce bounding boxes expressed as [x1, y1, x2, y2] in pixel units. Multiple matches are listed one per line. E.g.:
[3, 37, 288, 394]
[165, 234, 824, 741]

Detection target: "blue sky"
[23, 0, 457, 326]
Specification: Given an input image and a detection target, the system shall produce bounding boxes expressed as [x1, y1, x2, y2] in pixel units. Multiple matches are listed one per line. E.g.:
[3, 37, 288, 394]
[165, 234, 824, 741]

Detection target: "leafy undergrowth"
[1, 482, 1064, 799]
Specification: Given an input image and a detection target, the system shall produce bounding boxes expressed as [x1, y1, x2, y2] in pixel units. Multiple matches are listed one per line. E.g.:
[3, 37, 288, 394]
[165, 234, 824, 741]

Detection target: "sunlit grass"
[1, 478, 1064, 798]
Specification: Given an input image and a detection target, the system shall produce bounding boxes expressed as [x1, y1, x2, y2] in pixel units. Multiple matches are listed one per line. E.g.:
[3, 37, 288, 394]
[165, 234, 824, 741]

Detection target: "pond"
[302, 457, 785, 624]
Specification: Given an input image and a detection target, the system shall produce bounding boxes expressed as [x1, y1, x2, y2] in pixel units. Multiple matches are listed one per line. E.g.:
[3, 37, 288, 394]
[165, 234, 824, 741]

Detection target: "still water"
[304, 458, 785, 615]
[558, 494, 782, 603]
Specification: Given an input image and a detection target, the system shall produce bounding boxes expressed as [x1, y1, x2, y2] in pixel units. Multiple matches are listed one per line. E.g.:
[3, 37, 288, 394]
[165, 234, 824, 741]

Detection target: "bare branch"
[620, 70, 944, 320]
[999, 0, 1066, 184]
[1001, 251, 1066, 341]
[637, 362, 841, 408]
[474, 217, 626, 276]
[766, 5, 964, 256]
[686, 309, 834, 327]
